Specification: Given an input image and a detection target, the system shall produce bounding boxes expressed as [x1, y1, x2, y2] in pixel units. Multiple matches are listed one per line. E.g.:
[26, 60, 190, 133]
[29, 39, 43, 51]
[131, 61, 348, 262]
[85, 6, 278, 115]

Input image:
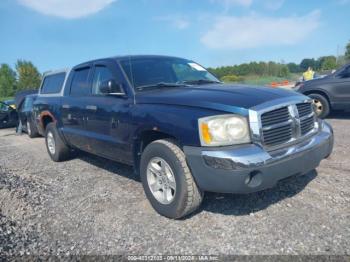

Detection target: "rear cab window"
[41, 72, 66, 94]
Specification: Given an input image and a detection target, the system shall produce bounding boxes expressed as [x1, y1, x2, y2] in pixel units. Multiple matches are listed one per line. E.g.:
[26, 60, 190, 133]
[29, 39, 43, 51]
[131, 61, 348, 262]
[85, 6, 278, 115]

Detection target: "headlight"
[198, 114, 251, 146]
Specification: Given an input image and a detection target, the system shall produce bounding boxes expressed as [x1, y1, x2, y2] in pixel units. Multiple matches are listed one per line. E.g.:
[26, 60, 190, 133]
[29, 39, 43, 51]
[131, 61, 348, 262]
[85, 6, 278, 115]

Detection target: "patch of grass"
[0, 97, 14, 102]
[222, 74, 300, 86]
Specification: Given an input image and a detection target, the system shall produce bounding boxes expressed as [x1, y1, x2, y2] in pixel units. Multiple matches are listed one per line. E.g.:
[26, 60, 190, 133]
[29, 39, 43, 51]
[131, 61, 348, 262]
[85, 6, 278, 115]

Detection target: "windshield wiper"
[181, 79, 222, 85]
[135, 82, 187, 91]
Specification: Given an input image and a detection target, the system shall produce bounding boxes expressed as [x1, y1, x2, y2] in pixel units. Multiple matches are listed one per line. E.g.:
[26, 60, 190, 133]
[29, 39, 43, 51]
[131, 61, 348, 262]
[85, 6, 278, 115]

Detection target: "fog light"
[245, 174, 252, 184]
[245, 171, 263, 188]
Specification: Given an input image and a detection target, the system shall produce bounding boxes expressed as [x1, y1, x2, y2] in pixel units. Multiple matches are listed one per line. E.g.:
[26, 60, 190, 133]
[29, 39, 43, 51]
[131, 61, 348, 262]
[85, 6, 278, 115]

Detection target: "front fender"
[131, 104, 226, 147]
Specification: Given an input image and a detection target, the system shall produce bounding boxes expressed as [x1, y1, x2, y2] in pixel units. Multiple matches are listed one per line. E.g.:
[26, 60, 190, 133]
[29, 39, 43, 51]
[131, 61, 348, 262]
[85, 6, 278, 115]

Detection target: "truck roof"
[72, 55, 188, 68]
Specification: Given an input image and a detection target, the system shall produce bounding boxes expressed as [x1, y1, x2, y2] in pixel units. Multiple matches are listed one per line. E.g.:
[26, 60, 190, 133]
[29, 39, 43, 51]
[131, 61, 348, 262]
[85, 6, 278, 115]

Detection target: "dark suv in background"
[295, 63, 350, 118]
[0, 101, 18, 128]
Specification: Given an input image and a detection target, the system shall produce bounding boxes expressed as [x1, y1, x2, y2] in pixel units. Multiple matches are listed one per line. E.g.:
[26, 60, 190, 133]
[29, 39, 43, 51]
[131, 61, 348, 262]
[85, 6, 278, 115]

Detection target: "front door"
[84, 60, 133, 164]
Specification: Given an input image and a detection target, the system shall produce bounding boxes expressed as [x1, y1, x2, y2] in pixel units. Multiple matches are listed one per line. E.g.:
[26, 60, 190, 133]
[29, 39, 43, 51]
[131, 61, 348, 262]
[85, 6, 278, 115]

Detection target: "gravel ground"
[0, 115, 349, 256]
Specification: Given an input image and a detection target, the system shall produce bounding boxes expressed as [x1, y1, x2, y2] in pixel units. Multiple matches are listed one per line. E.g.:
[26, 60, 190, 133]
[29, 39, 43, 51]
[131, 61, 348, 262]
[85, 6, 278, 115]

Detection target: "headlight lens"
[198, 114, 251, 146]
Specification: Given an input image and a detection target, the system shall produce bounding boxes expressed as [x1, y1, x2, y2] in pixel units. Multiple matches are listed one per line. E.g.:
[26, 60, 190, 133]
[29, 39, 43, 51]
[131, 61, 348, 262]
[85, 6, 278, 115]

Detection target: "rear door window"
[70, 68, 91, 96]
[41, 73, 66, 94]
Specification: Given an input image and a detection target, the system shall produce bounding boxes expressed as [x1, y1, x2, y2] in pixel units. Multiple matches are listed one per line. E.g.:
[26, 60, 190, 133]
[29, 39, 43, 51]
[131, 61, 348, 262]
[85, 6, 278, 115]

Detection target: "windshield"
[120, 57, 220, 91]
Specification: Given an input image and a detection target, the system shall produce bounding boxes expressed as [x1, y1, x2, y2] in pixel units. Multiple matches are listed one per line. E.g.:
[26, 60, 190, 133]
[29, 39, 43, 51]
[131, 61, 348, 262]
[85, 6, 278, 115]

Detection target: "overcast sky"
[0, 0, 349, 72]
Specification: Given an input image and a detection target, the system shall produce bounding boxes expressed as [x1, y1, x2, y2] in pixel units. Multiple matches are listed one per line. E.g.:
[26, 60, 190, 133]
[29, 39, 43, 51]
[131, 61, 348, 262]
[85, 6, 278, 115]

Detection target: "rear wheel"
[45, 123, 71, 162]
[140, 139, 203, 219]
[309, 93, 330, 119]
[27, 120, 39, 138]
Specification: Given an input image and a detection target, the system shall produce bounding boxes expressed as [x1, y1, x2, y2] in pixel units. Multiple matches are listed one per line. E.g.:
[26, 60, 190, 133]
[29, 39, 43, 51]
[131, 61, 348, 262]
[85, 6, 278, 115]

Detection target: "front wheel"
[140, 139, 203, 219]
[45, 123, 71, 162]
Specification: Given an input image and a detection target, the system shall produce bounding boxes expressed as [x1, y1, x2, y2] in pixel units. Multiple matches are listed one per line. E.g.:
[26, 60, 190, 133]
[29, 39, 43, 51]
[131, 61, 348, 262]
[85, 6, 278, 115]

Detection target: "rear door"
[83, 60, 133, 163]
[61, 65, 93, 150]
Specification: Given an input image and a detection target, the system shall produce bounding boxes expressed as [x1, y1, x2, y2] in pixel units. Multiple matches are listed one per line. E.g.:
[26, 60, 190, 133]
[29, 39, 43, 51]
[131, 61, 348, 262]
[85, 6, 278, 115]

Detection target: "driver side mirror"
[99, 79, 124, 95]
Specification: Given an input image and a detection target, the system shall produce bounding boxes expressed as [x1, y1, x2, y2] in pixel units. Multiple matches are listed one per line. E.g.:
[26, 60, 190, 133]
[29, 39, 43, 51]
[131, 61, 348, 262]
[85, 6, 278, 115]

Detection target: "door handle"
[62, 104, 70, 109]
[86, 105, 97, 111]
[111, 117, 119, 128]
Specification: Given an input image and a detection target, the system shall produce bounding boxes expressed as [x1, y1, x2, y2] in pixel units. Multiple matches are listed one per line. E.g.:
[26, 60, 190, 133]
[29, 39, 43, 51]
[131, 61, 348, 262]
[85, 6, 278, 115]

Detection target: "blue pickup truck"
[33, 55, 334, 218]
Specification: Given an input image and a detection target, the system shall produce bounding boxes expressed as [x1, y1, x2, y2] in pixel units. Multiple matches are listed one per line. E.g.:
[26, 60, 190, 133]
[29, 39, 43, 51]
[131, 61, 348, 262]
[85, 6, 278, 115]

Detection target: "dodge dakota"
[33, 55, 334, 218]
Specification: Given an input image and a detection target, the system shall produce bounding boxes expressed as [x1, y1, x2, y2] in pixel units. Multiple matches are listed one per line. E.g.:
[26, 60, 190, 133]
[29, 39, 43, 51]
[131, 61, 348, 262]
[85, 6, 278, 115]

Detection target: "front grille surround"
[253, 101, 317, 149]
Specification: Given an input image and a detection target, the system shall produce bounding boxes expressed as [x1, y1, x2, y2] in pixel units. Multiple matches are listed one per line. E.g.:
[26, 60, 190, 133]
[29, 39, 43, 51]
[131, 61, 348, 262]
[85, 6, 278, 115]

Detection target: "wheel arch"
[132, 129, 180, 175]
[40, 111, 56, 131]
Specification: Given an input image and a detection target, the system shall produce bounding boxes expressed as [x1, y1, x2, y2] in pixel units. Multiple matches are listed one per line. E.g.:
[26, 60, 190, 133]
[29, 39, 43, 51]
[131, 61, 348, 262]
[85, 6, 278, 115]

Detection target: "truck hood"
[135, 84, 305, 115]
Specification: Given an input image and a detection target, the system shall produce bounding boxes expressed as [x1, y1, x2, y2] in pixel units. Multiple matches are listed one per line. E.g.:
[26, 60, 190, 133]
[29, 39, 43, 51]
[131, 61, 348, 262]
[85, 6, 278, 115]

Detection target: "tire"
[140, 139, 203, 219]
[309, 93, 330, 119]
[45, 122, 71, 162]
[27, 120, 39, 138]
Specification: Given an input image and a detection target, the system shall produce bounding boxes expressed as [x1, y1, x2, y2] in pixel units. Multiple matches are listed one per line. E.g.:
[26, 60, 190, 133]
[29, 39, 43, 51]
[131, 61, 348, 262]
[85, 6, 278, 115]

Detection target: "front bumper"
[184, 121, 334, 194]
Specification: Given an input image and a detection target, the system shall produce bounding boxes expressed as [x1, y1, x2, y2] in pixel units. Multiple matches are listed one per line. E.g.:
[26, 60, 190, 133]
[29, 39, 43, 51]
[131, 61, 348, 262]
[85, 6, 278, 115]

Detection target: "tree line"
[0, 60, 41, 98]
[208, 41, 350, 81]
[208, 55, 344, 80]
[1, 41, 350, 97]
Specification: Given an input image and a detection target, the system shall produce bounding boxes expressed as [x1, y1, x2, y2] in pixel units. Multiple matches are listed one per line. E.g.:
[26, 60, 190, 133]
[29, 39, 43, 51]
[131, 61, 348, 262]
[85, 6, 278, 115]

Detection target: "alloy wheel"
[47, 131, 56, 155]
[146, 157, 176, 205]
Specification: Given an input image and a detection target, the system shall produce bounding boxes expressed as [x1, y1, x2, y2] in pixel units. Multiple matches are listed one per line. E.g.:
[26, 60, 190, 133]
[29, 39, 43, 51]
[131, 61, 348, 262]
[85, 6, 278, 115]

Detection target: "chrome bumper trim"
[196, 120, 332, 170]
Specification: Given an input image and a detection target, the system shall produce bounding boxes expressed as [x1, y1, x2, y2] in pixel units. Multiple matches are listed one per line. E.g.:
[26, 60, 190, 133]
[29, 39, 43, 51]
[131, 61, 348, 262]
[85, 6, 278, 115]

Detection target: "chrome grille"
[297, 103, 313, 118]
[262, 123, 293, 146]
[260, 102, 316, 148]
[297, 102, 315, 136]
[300, 116, 315, 135]
[261, 107, 290, 126]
